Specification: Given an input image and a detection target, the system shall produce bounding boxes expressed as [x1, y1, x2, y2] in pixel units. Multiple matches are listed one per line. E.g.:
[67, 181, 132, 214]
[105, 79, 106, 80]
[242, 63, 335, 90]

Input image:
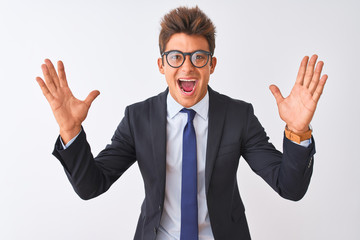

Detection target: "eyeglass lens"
[166, 51, 209, 68]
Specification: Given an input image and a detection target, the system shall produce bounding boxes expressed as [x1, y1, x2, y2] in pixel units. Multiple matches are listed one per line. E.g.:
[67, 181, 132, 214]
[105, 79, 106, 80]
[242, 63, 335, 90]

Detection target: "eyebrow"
[164, 49, 210, 53]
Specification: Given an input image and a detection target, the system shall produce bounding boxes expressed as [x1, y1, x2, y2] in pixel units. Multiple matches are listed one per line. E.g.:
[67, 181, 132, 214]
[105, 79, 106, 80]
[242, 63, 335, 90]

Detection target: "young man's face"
[158, 33, 217, 108]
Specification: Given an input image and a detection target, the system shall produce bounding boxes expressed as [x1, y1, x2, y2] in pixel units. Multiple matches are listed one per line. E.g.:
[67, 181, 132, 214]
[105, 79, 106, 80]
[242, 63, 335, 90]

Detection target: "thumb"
[84, 90, 100, 106]
[269, 84, 284, 105]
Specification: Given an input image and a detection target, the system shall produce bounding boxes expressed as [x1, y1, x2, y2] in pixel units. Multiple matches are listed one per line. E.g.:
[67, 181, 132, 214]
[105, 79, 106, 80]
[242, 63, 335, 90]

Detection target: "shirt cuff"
[292, 138, 312, 147]
[60, 130, 82, 149]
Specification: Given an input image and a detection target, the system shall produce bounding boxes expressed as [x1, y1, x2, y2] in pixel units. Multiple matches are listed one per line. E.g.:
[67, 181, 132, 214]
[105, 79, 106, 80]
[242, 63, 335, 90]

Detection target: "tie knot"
[181, 108, 196, 123]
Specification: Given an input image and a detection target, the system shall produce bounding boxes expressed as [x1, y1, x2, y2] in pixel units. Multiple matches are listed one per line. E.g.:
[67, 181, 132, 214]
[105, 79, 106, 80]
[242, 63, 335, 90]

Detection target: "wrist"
[60, 126, 82, 145]
[286, 124, 310, 134]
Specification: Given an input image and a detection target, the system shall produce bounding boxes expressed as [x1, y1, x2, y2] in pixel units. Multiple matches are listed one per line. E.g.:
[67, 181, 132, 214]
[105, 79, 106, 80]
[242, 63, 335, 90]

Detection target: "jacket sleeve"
[52, 106, 136, 200]
[241, 104, 315, 201]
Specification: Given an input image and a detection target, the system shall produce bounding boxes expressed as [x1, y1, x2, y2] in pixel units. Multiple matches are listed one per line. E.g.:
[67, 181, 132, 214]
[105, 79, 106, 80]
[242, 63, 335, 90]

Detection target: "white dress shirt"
[156, 92, 214, 240]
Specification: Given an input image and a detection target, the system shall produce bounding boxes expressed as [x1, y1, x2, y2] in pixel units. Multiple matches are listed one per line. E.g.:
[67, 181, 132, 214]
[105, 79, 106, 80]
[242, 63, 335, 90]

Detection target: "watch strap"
[284, 126, 312, 144]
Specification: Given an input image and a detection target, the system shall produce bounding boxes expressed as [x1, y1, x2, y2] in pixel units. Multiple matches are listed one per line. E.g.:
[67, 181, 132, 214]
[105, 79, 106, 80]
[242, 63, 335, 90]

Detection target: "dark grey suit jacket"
[53, 87, 315, 240]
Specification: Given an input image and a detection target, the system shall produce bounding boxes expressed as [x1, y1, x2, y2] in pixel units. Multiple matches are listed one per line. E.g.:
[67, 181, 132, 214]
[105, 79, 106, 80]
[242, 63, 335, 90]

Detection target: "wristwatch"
[284, 125, 312, 144]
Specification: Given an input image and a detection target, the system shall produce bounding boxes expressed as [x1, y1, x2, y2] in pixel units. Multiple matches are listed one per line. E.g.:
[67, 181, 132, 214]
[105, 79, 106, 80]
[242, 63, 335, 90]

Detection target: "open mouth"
[178, 79, 197, 95]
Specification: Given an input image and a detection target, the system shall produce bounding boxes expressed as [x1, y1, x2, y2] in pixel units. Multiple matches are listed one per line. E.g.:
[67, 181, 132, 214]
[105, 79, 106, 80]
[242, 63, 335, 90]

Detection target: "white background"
[1, 0, 359, 239]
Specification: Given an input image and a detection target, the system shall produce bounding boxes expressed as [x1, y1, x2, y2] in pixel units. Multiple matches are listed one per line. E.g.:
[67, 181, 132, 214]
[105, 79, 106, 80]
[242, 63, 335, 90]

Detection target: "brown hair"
[159, 6, 216, 55]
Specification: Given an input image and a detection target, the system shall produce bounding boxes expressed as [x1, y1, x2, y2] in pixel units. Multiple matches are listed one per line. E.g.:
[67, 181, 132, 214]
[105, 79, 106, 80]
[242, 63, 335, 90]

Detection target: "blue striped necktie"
[180, 108, 198, 240]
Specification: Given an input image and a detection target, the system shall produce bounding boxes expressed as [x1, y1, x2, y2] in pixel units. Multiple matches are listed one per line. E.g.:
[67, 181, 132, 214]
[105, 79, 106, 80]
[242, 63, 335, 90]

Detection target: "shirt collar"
[167, 91, 209, 120]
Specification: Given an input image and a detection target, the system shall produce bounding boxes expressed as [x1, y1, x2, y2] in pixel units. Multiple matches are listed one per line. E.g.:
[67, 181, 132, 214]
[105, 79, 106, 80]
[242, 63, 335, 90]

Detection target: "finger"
[57, 60, 69, 88]
[269, 84, 284, 105]
[41, 63, 57, 93]
[295, 56, 309, 85]
[308, 61, 324, 94]
[36, 77, 55, 102]
[84, 90, 100, 107]
[312, 74, 328, 103]
[303, 54, 318, 88]
[44, 59, 60, 88]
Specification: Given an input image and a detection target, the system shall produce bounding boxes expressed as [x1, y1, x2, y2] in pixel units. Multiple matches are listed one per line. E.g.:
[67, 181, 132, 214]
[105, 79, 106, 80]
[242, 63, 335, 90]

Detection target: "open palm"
[36, 59, 100, 143]
[269, 55, 328, 134]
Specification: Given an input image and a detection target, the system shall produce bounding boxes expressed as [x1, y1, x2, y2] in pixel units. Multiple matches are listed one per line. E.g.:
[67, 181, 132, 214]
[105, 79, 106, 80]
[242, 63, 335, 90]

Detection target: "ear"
[210, 57, 217, 74]
[157, 58, 165, 74]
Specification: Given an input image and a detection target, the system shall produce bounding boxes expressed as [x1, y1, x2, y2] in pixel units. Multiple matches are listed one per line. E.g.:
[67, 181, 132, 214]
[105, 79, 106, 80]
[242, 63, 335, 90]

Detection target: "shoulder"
[208, 86, 253, 114]
[122, 89, 168, 122]
[126, 88, 168, 111]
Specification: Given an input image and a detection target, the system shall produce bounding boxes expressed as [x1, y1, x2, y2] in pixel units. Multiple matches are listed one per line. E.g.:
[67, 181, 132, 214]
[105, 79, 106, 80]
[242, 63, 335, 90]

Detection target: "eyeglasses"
[161, 50, 212, 68]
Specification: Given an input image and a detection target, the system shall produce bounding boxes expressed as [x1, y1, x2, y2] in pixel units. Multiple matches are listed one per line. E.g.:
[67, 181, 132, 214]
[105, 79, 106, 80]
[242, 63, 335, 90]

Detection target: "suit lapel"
[205, 87, 227, 194]
[149, 89, 168, 200]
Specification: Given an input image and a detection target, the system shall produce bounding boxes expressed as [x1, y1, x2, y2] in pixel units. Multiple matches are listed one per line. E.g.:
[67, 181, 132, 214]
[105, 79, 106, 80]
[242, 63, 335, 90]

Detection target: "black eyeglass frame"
[161, 50, 213, 68]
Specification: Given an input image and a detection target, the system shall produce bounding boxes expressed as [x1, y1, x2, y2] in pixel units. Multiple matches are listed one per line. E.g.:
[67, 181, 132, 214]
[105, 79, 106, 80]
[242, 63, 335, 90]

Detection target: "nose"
[180, 55, 195, 72]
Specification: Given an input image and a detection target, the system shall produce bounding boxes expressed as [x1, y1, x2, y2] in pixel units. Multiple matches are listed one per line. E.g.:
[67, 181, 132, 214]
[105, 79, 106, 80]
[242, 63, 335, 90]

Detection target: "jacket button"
[308, 157, 313, 168]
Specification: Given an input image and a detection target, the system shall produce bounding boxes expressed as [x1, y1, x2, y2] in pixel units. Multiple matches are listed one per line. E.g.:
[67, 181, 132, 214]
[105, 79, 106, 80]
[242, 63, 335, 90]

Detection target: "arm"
[52, 107, 136, 200]
[37, 59, 135, 199]
[243, 55, 327, 200]
[242, 104, 314, 201]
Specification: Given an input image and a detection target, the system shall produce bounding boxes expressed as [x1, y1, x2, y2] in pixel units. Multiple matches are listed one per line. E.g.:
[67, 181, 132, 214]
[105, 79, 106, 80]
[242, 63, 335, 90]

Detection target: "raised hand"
[269, 55, 328, 134]
[36, 59, 100, 144]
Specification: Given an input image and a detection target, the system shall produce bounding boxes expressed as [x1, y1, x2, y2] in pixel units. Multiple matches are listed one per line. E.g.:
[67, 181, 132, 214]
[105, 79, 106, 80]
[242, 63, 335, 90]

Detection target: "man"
[36, 6, 327, 240]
